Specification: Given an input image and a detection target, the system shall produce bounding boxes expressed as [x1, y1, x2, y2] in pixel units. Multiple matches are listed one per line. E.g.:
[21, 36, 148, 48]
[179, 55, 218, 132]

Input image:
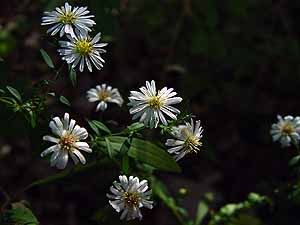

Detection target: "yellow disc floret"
[60, 134, 77, 151]
[123, 192, 140, 208]
[59, 12, 76, 24]
[280, 122, 294, 135]
[181, 128, 202, 153]
[98, 90, 111, 101]
[148, 96, 163, 109]
[184, 135, 202, 153]
[75, 40, 93, 56]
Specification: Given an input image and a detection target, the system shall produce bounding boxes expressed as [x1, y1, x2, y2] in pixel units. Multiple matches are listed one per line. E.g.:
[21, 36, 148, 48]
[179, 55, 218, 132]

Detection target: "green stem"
[171, 207, 187, 225]
[111, 131, 127, 136]
[5, 158, 112, 207]
[165, 0, 186, 64]
[54, 62, 66, 80]
[0, 186, 10, 212]
[26, 158, 111, 190]
[151, 176, 187, 225]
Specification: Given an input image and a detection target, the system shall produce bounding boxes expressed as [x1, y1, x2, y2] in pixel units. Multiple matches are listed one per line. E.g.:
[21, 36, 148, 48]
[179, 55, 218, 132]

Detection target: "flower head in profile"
[58, 32, 107, 72]
[41, 2, 96, 37]
[166, 119, 203, 161]
[41, 113, 92, 169]
[107, 175, 153, 221]
[128, 80, 182, 128]
[270, 115, 300, 147]
[86, 84, 124, 111]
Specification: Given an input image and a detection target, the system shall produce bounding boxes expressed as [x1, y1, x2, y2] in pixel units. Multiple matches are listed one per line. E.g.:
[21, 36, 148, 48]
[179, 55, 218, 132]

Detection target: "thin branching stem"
[0, 186, 11, 212]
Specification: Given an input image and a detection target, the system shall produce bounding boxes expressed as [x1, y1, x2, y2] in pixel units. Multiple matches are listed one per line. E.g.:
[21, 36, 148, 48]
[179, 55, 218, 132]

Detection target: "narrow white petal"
[43, 135, 60, 143]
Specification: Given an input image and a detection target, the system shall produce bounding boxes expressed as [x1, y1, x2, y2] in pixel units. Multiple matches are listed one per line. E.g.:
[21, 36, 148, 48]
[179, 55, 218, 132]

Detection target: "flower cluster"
[6, 2, 300, 223]
[42, 2, 107, 72]
[39, 79, 204, 219]
[270, 115, 300, 147]
[41, 2, 205, 221]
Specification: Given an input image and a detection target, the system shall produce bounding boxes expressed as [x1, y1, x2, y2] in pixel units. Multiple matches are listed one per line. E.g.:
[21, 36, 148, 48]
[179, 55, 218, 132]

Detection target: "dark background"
[1, 0, 300, 224]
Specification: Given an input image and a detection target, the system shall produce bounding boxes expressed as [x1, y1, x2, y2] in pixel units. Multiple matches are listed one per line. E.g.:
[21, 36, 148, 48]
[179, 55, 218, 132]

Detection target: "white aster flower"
[107, 175, 153, 221]
[58, 32, 107, 72]
[86, 84, 124, 111]
[128, 80, 182, 128]
[41, 2, 96, 37]
[166, 119, 203, 161]
[41, 113, 92, 169]
[270, 115, 300, 147]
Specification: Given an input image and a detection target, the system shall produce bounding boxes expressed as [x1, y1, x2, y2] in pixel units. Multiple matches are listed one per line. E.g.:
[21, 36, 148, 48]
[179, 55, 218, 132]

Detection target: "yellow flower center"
[148, 96, 163, 109]
[98, 90, 111, 101]
[75, 40, 92, 56]
[183, 131, 202, 153]
[59, 12, 76, 24]
[281, 122, 294, 135]
[123, 192, 140, 208]
[60, 134, 77, 151]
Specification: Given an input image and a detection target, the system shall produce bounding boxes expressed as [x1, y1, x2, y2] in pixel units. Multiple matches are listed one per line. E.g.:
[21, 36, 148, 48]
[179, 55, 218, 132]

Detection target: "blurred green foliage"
[0, 201, 39, 225]
[1, 0, 300, 224]
[208, 193, 270, 225]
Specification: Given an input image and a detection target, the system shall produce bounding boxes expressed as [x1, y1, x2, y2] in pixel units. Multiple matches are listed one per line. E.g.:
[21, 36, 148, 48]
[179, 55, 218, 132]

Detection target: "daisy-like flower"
[128, 80, 182, 128]
[270, 115, 300, 147]
[165, 119, 203, 161]
[86, 84, 124, 111]
[41, 2, 96, 37]
[41, 113, 92, 169]
[58, 32, 107, 72]
[107, 175, 153, 221]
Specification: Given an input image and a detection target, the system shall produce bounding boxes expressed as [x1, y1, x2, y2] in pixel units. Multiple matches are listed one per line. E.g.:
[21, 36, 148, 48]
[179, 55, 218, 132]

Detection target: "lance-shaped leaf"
[98, 136, 181, 172]
[6, 86, 22, 103]
[59, 95, 71, 106]
[69, 67, 77, 86]
[40, 48, 54, 68]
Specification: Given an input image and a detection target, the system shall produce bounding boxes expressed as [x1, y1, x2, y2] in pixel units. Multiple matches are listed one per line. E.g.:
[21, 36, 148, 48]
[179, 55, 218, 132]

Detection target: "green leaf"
[119, 137, 132, 155]
[127, 122, 145, 132]
[69, 67, 77, 86]
[98, 136, 181, 172]
[6, 86, 22, 103]
[59, 95, 71, 106]
[128, 138, 181, 172]
[0, 202, 39, 225]
[289, 155, 300, 166]
[87, 120, 100, 135]
[122, 154, 129, 174]
[29, 111, 37, 128]
[92, 120, 111, 134]
[104, 137, 113, 158]
[0, 96, 16, 105]
[119, 137, 132, 174]
[40, 48, 54, 68]
[195, 200, 209, 225]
